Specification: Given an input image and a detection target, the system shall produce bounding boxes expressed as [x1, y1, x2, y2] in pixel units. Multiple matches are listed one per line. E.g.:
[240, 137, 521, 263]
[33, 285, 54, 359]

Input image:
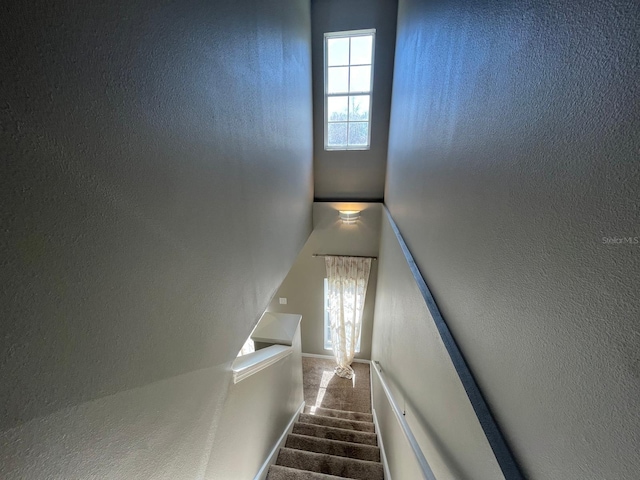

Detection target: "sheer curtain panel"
[325, 256, 372, 379]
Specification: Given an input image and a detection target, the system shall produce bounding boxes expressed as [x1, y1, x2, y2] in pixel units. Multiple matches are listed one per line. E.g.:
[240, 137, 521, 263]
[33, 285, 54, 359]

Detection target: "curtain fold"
[325, 256, 372, 379]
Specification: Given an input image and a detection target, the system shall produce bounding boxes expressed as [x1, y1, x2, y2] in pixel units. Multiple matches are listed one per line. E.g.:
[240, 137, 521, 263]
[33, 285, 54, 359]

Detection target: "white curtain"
[325, 256, 372, 379]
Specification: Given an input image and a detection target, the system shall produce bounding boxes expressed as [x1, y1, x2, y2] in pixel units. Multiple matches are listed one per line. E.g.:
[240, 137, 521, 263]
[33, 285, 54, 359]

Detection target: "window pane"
[327, 67, 349, 94]
[327, 37, 349, 66]
[348, 122, 369, 146]
[324, 31, 375, 151]
[349, 66, 371, 93]
[327, 96, 348, 121]
[349, 95, 370, 121]
[328, 122, 348, 147]
[350, 35, 373, 65]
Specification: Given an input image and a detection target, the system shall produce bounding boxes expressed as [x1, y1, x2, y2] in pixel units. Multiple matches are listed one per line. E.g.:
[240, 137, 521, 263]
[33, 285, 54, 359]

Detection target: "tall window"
[324, 29, 375, 150]
[324, 278, 361, 352]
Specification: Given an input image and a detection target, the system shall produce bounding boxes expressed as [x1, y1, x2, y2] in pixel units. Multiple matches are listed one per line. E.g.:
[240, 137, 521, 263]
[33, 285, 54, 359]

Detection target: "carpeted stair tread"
[267, 464, 350, 480]
[276, 447, 384, 480]
[304, 407, 373, 423]
[293, 422, 378, 446]
[286, 433, 380, 462]
[298, 413, 375, 433]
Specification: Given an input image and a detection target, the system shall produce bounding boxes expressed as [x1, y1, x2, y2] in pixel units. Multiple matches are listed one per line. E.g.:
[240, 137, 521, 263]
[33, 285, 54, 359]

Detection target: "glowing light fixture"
[339, 210, 360, 224]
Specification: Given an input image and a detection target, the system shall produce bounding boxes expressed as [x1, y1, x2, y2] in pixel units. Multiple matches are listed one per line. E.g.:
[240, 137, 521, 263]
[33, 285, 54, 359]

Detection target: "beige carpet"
[302, 357, 372, 414]
[266, 357, 383, 479]
[267, 406, 383, 480]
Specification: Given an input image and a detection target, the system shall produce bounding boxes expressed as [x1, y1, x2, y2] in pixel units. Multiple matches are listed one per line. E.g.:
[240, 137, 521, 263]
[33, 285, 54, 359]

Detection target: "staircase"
[266, 406, 384, 480]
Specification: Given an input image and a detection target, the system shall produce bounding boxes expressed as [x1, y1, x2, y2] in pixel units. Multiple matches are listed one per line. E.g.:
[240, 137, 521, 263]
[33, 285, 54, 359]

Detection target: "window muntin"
[324, 29, 375, 150]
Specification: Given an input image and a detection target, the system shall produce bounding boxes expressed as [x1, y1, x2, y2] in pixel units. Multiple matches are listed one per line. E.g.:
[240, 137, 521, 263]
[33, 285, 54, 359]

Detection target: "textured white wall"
[0, 0, 313, 478]
[1, 366, 231, 479]
[385, 0, 640, 478]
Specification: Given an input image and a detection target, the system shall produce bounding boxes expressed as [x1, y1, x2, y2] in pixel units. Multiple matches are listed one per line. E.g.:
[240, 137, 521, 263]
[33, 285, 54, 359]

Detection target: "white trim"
[373, 408, 392, 480]
[253, 401, 306, 480]
[233, 345, 292, 384]
[324, 28, 376, 38]
[301, 352, 371, 364]
[369, 360, 374, 420]
[372, 361, 437, 480]
[251, 312, 302, 346]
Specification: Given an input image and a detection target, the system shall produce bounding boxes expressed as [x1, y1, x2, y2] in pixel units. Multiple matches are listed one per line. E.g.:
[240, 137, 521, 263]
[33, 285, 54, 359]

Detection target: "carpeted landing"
[267, 358, 383, 479]
[301, 358, 371, 414]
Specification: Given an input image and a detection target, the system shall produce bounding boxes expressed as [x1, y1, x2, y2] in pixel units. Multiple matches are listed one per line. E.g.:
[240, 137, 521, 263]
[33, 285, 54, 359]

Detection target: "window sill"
[324, 347, 361, 354]
[324, 147, 371, 151]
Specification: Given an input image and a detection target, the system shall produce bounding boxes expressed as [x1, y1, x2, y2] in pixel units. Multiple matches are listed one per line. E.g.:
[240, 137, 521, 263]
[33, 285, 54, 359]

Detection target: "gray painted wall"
[371, 214, 503, 479]
[0, 0, 313, 477]
[268, 202, 381, 359]
[207, 329, 304, 479]
[385, 0, 640, 478]
[312, 0, 397, 200]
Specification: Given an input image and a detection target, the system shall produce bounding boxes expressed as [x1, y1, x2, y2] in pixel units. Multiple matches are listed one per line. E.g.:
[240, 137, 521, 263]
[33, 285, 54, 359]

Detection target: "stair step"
[293, 422, 378, 446]
[304, 407, 373, 423]
[298, 414, 375, 433]
[286, 433, 380, 462]
[267, 464, 349, 479]
[276, 447, 384, 480]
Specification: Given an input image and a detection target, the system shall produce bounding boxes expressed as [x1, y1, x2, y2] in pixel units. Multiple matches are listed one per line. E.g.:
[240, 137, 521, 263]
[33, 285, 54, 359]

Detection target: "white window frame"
[324, 29, 376, 151]
[324, 278, 361, 352]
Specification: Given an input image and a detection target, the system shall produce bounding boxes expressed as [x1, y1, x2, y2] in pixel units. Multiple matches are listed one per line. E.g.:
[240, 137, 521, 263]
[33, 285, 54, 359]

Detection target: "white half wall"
[206, 327, 304, 479]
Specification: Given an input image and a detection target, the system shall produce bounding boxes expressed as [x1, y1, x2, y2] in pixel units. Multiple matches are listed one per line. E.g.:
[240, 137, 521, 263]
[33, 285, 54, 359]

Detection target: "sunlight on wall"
[237, 338, 255, 357]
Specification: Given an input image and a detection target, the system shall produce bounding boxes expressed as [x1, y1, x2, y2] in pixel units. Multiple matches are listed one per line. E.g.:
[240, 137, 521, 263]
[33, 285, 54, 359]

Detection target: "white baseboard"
[373, 408, 393, 480]
[369, 361, 374, 417]
[253, 400, 306, 480]
[301, 352, 371, 364]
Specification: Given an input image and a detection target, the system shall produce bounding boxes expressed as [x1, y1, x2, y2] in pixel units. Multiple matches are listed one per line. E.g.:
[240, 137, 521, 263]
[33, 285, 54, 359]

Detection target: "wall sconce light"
[339, 210, 360, 224]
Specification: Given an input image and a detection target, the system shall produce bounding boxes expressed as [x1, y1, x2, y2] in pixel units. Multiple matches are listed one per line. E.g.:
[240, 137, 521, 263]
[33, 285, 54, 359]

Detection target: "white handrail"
[372, 361, 437, 480]
[232, 345, 292, 384]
